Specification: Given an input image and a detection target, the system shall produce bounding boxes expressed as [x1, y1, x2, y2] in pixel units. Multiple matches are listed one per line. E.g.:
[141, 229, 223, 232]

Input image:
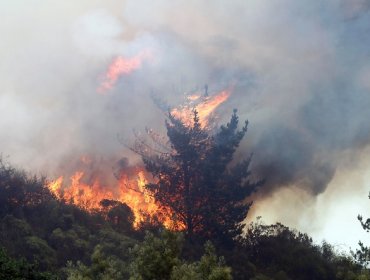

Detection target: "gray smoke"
[1, 0, 370, 248]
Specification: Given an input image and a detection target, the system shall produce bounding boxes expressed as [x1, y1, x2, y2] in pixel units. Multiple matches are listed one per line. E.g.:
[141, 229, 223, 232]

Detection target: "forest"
[1, 109, 370, 280]
[3, 0, 370, 278]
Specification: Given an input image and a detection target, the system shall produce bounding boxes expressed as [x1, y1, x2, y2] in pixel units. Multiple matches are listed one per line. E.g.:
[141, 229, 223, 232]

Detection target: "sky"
[1, 0, 370, 251]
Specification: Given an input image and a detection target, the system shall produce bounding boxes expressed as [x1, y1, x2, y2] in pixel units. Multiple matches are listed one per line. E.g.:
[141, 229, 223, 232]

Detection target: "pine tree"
[355, 193, 370, 266]
[137, 109, 263, 245]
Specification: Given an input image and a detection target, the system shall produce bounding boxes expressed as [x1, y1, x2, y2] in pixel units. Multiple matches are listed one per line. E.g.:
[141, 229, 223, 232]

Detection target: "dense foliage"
[0, 247, 54, 280]
[230, 221, 369, 280]
[128, 230, 231, 280]
[138, 110, 263, 246]
[1, 104, 370, 279]
[355, 192, 370, 266]
[0, 159, 136, 279]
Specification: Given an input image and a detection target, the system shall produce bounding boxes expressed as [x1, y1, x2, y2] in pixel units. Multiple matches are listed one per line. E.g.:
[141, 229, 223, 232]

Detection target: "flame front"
[171, 89, 231, 128]
[48, 169, 183, 229]
[48, 176, 63, 199]
[47, 89, 227, 230]
[97, 51, 152, 94]
[48, 171, 114, 210]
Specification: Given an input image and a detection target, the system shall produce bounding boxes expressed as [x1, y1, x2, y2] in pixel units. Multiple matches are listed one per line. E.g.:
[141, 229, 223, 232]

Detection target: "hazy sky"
[1, 0, 370, 251]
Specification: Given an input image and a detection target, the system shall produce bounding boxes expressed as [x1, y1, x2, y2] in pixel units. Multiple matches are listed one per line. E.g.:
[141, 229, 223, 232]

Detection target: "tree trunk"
[183, 163, 193, 240]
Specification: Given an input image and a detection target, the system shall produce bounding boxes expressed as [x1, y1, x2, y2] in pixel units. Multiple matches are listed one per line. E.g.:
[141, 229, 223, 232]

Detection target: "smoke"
[1, 0, 370, 248]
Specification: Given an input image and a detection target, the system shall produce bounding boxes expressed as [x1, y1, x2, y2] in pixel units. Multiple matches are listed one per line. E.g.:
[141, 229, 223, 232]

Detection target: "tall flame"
[49, 171, 114, 210]
[48, 168, 183, 229]
[171, 89, 231, 128]
[97, 51, 152, 94]
[47, 90, 228, 230]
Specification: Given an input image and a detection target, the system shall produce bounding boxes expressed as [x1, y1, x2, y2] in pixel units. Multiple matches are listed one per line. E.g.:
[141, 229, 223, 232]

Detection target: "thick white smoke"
[1, 0, 370, 250]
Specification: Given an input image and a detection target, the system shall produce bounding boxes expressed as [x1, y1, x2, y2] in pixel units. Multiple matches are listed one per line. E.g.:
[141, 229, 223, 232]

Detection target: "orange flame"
[48, 176, 63, 199]
[48, 168, 183, 230]
[186, 93, 201, 101]
[49, 171, 115, 210]
[171, 89, 231, 128]
[97, 51, 152, 94]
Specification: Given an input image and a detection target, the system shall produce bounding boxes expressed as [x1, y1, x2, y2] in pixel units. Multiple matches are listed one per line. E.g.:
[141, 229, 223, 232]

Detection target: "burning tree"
[134, 109, 262, 245]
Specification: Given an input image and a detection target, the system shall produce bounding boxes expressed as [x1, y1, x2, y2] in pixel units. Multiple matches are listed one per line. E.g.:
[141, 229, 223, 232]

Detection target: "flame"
[97, 50, 152, 94]
[49, 171, 115, 210]
[186, 93, 201, 101]
[118, 171, 181, 229]
[117, 171, 156, 227]
[171, 89, 231, 128]
[48, 176, 63, 198]
[48, 168, 183, 230]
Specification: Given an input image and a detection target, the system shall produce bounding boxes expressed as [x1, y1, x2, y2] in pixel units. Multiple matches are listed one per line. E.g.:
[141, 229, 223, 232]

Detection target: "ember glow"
[97, 51, 153, 93]
[48, 166, 183, 229]
[171, 89, 231, 128]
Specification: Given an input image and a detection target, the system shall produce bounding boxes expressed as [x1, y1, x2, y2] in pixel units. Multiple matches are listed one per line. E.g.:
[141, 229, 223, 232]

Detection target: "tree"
[128, 230, 232, 280]
[99, 199, 135, 234]
[0, 247, 55, 280]
[129, 230, 182, 280]
[170, 241, 232, 280]
[230, 220, 367, 280]
[0, 158, 54, 219]
[65, 245, 125, 280]
[135, 109, 262, 245]
[355, 192, 370, 269]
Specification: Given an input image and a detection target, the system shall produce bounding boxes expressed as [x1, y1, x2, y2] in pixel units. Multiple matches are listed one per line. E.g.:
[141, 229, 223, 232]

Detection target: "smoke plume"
[1, 0, 370, 249]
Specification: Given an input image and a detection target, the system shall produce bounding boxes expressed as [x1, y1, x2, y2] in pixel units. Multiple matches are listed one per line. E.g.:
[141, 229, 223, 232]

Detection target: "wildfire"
[47, 89, 229, 230]
[186, 93, 201, 101]
[171, 89, 231, 128]
[48, 171, 115, 210]
[97, 50, 152, 94]
[48, 176, 63, 198]
[48, 168, 182, 229]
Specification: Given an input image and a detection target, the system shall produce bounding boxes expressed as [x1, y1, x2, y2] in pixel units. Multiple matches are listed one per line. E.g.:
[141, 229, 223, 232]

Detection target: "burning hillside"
[47, 88, 231, 229]
[2, 0, 370, 260]
[48, 166, 180, 229]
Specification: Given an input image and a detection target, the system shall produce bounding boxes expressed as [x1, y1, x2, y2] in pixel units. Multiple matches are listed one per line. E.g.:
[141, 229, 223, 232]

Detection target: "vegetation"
[0, 158, 136, 279]
[135, 110, 263, 246]
[0, 247, 55, 280]
[1, 109, 369, 279]
[232, 220, 368, 279]
[355, 193, 370, 266]
[128, 230, 231, 280]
